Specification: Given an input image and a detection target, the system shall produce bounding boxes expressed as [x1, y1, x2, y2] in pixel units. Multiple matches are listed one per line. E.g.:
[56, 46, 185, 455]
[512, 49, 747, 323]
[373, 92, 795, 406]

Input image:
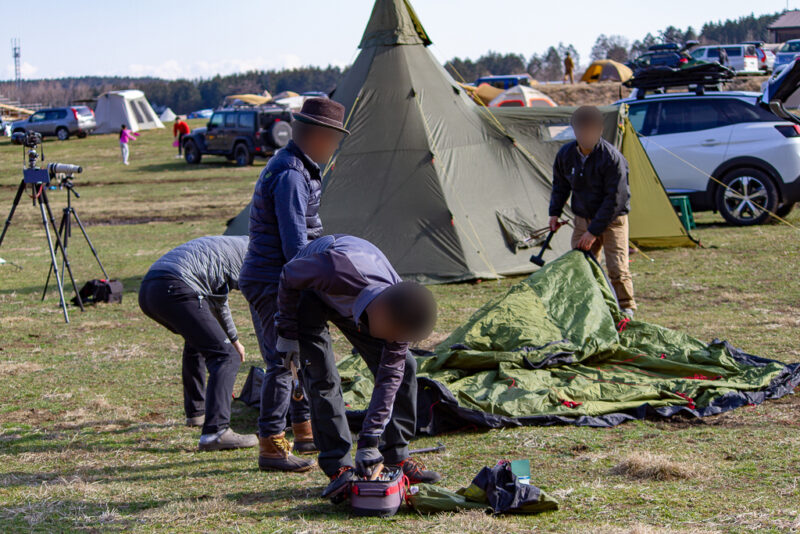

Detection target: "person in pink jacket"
[119, 124, 139, 165]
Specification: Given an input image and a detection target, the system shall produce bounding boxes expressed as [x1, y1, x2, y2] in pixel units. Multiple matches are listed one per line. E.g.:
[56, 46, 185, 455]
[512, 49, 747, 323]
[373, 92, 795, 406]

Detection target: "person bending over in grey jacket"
[139, 235, 258, 451]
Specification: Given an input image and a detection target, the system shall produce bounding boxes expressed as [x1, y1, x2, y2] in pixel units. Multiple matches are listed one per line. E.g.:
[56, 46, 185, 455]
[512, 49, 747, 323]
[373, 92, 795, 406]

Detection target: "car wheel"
[715, 168, 778, 226]
[776, 202, 795, 218]
[77, 132, 87, 139]
[56, 127, 69, 141]
[12, 128, 25, 135]
[184, 140, 201, 164]
[234, 143, 252, 166]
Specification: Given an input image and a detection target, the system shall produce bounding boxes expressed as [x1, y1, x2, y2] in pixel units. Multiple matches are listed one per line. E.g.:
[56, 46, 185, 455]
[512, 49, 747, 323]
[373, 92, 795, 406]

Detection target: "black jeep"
[182, 106, 293, 166]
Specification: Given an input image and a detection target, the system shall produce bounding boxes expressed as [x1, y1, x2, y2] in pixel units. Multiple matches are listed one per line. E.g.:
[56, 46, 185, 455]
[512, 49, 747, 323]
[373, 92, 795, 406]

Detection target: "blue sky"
[3, 0, 799, 80]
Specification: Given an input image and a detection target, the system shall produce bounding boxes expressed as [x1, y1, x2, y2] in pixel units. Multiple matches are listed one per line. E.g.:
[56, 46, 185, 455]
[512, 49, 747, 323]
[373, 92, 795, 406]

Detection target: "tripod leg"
[42, 209, 68, 301]
[0, 180, 27, 249]
[59, 207, 71, 289]
[38, 195, 69, 323]
[70, 208, 109, 279]
[41, 190, 84, 313]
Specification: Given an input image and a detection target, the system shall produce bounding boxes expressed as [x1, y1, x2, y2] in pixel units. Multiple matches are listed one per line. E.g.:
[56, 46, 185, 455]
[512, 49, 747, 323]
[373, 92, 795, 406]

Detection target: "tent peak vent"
[359, 0, 432, 48]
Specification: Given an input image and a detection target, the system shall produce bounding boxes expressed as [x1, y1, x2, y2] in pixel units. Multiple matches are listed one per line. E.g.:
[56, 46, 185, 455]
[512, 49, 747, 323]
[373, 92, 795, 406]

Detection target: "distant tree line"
[0, 66, 344, 114]
[0, 11, 785, 109]
[589, 12, 780, 65]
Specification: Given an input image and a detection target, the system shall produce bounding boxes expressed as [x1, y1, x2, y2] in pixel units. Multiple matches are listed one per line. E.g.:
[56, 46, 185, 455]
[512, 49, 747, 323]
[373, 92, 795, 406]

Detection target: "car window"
[45, 110, 62, 121]
[725, 47, 742, 57]
[651, 99, 729, 135]
[691, 48, 705, 59]
[209, 113, 224, 127]
[716, 98, 779, 124]
[225, 113, 238, 127]
[706, 48, 720, 59]
[780, 41, 800, 53]
[30, 112, 46, 122]
[627, 103, 648, 133]
[238, 112, 255, 128]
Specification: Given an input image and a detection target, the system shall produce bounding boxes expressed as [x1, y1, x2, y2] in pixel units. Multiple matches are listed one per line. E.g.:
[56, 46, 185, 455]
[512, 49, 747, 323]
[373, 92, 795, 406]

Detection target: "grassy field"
[0, 123, 799, 534]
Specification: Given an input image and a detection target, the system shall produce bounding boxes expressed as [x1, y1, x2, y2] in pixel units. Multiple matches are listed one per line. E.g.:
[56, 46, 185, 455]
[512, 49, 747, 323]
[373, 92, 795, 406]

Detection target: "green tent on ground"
[225, 0, 697, 279]
[338, 251, 800, 433]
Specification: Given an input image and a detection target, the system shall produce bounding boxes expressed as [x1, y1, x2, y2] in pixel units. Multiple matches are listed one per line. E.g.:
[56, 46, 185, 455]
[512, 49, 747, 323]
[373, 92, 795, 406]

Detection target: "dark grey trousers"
[239, 279, 310, 437]
[138, 275, 241, 435]
[297, 291, 418, 477]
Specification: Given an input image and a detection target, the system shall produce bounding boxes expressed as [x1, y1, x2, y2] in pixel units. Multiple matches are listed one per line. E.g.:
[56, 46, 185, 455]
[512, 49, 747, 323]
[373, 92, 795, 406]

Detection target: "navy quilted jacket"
[240, 140, 323, 283]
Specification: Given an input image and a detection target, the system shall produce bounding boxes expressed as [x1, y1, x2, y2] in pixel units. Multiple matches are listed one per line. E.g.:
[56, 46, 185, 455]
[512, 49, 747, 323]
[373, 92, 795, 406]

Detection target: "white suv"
[620, 91, 800, 225]
[689, 45, 760, 73]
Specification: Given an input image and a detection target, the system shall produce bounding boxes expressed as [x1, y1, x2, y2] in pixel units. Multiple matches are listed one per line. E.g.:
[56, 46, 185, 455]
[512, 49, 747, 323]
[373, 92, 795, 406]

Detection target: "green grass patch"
[1, 125, 799, 533]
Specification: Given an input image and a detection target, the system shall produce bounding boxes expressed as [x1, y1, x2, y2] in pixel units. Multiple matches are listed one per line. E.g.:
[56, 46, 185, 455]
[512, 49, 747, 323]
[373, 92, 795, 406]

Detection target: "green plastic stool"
[669, 195, 696, 230]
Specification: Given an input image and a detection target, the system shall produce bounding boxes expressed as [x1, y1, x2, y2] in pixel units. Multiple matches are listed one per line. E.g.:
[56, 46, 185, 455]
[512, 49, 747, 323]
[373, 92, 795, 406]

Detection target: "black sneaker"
[321, 466, 355, 504]
[390, 457, 441, 484]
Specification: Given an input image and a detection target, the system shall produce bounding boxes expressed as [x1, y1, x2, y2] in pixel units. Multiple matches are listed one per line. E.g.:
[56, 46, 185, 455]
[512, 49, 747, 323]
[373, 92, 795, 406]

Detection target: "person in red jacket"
[173, 117, 191, 157]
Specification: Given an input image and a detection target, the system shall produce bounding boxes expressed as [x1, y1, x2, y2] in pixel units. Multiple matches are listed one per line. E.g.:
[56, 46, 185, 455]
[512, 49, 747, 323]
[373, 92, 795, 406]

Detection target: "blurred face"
[573, 121, 603, 153]
[365, 298, 427, 344]
[295, 123, 345, 164]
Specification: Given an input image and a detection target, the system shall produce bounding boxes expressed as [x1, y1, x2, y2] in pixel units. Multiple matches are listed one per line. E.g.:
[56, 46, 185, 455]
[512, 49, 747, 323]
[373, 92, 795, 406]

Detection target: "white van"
[690, 44, 760, 73]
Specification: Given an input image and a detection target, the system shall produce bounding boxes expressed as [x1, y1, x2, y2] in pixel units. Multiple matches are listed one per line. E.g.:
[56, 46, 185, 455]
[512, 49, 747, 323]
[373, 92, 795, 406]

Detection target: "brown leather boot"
[291, 420, 318, 455]
[258, 432, 316, 472]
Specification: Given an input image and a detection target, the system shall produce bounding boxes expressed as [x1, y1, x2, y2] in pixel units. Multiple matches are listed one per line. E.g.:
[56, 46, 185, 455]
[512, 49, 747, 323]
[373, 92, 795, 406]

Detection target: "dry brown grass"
[610, 452, 698, 481]
[0, 361, 43, 376]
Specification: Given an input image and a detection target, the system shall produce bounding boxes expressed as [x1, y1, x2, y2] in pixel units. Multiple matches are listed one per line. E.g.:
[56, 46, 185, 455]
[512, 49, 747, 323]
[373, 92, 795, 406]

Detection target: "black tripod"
[0, 179, 84, 323]
[43, 178, 107, 301]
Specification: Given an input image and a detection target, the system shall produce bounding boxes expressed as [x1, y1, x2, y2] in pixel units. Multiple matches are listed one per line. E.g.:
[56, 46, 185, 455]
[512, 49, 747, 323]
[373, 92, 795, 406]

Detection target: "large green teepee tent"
[318, 0, 572, 283]
[225, 0, 696, 278]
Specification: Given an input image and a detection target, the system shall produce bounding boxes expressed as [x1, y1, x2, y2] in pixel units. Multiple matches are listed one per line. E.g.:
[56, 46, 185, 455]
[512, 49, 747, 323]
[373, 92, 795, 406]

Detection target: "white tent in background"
[93, 90, 164, 134]
[159, 107, 177, 121]
[489, 85, 556, 108]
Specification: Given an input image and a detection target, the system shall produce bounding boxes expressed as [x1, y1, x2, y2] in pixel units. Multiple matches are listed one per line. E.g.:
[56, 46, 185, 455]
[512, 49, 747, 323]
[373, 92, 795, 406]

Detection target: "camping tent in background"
[159, 107, 177, 122]
[93, 90, 164, 134]
[492, 105, 697, 248]
[273, 91, 307, 110]
[459, 82, 504, 105]
[320, 0, 573, 282]
[224, 93, 272, 107]
[489, 85, 556, 108]
[581, 60, 633, 83]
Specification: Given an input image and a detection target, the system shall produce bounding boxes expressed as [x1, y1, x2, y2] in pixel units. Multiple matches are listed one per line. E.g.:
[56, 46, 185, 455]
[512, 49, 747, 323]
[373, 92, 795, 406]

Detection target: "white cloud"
[4, 61, 38, 79]
[124, 55, 308, 80]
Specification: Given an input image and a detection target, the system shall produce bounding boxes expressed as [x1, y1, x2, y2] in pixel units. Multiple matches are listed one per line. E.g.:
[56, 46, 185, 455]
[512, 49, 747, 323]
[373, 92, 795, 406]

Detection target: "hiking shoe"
[622, 308, 635, 319]
[198, 428, 258, 451]
[291, 420, 318, 455]
[390, 457, 442, 484]
[185, 415, 205, 427]
[258, 432, 316, 472]
[321, 466, 355, 504]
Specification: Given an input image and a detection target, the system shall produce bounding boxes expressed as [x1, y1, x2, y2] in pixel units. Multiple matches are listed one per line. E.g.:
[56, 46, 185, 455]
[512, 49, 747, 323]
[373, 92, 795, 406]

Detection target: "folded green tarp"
[341, 251, 800, 432]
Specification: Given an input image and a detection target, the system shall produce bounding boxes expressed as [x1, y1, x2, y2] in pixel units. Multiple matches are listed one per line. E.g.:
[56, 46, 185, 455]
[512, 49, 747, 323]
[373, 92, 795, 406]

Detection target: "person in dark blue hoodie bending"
[238, 98, 348, 472]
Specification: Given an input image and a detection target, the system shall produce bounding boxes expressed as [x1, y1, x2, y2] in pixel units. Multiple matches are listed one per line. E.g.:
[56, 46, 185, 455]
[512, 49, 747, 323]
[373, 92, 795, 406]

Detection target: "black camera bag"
[72, 279, 123, 306]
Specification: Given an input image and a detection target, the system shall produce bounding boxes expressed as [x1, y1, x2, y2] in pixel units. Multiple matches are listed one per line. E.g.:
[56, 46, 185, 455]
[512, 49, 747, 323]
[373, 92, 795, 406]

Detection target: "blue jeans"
[239, 279, 311, 437]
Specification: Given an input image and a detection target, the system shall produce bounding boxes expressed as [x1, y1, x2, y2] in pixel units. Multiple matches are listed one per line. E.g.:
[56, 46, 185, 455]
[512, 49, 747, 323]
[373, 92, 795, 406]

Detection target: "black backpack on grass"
[71, 279, 123, 306]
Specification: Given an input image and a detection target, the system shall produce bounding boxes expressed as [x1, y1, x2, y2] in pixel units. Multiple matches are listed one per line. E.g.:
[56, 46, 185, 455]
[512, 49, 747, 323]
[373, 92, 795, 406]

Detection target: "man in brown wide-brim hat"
[239, 97, 348, 472]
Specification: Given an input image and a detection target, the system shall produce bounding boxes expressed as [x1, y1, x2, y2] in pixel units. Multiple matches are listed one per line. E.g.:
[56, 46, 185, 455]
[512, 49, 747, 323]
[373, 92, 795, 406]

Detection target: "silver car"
[11, 106, 96, 140]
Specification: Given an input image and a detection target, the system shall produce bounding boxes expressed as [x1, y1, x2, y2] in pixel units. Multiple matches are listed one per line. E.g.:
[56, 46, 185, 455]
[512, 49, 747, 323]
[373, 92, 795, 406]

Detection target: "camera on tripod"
[11, 131, 83, 184]
[1, 128, 104, 323]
